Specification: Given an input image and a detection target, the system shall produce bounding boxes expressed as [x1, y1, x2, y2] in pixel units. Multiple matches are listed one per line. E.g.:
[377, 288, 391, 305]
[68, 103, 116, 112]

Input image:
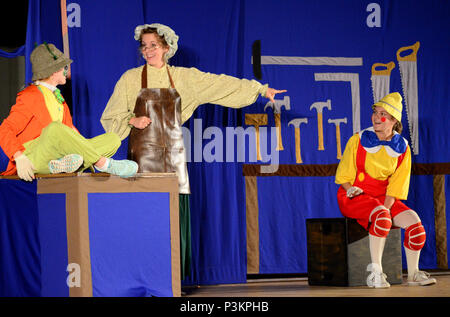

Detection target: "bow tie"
[360, 128, 407, 154]
[53, 89, 65, 104]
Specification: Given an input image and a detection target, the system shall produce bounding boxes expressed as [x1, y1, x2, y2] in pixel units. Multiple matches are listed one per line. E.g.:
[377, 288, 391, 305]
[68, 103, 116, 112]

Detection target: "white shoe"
[367, 271, 390, 288]
[366, 263, 390, 288]
[408, 270, 436, 286]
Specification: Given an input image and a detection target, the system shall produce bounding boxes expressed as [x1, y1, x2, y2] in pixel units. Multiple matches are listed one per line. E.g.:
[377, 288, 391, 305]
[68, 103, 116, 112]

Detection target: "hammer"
[264, 95, 291, 151]
[328, 118, 347, 160]
[245, 113, 268, 161]
[288, 118, 308, 164]
[310, 99, 331, 151]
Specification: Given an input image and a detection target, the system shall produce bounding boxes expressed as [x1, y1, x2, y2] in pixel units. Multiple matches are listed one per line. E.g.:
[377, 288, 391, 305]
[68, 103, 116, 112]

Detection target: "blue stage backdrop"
[20, 0, 450, 286]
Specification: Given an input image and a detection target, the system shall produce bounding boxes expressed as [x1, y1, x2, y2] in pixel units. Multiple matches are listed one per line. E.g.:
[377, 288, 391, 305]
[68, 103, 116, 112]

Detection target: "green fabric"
[179, 193, 192, 280]
[53, 89, 65, 104]
[24, 122, 120, 174]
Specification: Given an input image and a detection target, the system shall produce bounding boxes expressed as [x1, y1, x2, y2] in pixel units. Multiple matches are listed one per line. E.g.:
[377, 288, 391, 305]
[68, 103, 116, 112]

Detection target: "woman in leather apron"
[101, 23, 286, 281]
[335, 93, 436, 288]
[128, 63, 192, 280]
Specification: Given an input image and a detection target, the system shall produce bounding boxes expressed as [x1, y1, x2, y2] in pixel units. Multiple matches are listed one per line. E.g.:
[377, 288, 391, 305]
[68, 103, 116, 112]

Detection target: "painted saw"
[397, 41, 420, 155]
[371, 61, 395, 103]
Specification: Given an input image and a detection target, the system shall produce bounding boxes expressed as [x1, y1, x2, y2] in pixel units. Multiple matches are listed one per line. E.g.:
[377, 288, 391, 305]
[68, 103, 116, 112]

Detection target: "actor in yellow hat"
[373, 92, 403, 132]
[335, 92, 436, 288]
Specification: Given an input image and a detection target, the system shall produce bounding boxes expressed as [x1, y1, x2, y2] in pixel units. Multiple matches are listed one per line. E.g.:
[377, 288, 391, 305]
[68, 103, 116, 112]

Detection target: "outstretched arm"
[265, 88, 287, 103]
[185, 67, 286, 109]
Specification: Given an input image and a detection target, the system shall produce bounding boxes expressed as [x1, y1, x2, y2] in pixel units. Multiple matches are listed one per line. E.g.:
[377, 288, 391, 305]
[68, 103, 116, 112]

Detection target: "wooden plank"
[242, 163, 450, 177]
[433, 175, 448, 269]
[245, 176, 260, 274]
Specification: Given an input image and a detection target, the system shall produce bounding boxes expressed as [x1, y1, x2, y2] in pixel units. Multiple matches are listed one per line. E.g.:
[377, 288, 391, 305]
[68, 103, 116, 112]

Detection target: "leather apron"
[128, 64, 190, 194]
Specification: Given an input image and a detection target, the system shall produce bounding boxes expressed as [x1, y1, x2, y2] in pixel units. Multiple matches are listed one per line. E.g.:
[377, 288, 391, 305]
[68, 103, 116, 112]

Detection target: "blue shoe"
[49, 154, 83, 174]
[104, 159, 138, 178]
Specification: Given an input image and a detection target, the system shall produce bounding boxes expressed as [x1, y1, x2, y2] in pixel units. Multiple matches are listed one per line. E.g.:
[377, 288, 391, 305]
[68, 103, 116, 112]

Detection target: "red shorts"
[337, 186, 411, 230]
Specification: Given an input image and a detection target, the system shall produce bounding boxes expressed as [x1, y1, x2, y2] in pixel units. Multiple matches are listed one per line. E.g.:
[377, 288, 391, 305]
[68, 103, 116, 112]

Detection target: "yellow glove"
[15, 153, 35, 182]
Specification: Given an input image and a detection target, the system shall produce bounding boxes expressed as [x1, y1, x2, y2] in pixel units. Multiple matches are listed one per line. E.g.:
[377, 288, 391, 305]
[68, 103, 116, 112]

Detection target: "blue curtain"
[13, 0, 450, 289]
[0, 180, 40, 297]
[24, 0, 41, 85]
[0, 46, 25, 58]
[68, 0, 144, 137]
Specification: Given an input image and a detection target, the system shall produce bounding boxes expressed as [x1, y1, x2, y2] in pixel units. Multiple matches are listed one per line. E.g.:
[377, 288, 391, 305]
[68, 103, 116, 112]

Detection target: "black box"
[306, 217, 402, 286]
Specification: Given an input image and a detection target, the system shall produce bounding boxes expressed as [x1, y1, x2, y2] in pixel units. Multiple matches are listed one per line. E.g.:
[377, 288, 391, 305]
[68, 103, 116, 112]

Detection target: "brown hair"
[393, 121, 403, 134]
[138, 27, 169, 49]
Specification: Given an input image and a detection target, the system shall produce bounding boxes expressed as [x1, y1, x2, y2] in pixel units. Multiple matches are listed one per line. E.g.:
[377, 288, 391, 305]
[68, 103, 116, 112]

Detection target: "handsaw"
[371, 61, 395, 103]
[397, 41, 420, 155]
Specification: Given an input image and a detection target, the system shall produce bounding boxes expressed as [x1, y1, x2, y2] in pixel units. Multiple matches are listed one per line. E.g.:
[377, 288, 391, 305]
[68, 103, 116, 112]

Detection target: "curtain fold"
[0, 45, 25, 58]
[24, 0, 42, 85]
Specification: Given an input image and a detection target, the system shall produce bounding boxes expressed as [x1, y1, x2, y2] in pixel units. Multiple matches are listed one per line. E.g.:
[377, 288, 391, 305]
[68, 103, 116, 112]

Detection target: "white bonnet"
[134, 23, 179, 60]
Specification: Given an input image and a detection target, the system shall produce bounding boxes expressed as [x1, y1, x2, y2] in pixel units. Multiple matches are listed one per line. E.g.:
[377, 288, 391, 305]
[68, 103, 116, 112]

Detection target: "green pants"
[24, 122, 120, 173]
[180, 193, 192, 281]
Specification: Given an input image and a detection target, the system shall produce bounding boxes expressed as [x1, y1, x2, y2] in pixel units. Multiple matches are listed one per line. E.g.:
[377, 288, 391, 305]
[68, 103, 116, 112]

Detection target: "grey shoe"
[408, 270, 437, 286]
[49, 154, 83, 174]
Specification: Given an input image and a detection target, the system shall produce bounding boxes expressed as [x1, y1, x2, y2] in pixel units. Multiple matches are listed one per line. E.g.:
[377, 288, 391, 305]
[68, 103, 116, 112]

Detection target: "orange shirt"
[0, 85, 77, 175]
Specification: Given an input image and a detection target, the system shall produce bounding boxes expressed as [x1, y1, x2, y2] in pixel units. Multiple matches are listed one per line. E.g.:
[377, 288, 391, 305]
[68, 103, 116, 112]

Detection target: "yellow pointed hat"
[373, 92, 403, 122]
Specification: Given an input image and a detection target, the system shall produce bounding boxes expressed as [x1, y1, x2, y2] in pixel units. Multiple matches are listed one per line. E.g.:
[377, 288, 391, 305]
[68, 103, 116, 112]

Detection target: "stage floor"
[183, 272, 450, 297]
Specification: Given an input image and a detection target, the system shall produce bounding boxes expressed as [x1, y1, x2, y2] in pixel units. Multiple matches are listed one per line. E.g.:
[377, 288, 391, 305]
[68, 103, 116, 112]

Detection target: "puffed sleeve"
[176, 67, 268, 123]
[386, 145, 411, 200]
[335, 134, 359, 185]
[192, 67, 267, 107]
[100, 72, 136, 140]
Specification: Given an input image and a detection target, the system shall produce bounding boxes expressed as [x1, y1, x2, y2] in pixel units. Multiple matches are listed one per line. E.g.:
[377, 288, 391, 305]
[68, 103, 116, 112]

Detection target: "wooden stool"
[306, 217, 402, 286]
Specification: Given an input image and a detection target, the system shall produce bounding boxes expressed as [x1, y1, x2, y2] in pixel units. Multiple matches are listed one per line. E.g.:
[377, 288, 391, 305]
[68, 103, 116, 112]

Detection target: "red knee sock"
[369, 208, 392, 237]
[404, 222, 426, 250]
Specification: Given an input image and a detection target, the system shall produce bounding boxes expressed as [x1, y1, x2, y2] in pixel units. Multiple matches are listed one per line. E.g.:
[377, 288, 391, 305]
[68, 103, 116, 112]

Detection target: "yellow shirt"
[100, 64, 269, 140]
[335, 133, 411, 200]
[37, 84, 64, 122]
